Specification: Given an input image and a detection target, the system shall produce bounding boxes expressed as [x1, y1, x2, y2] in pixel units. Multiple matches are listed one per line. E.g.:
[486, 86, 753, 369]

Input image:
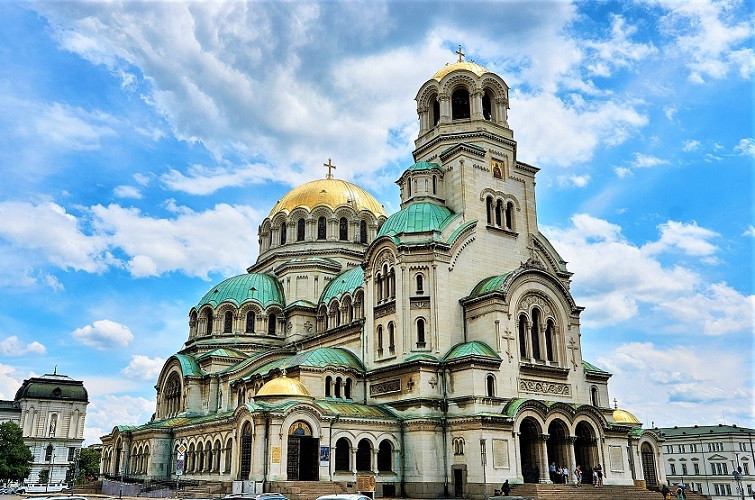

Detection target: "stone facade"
[100, 53, 665, 498]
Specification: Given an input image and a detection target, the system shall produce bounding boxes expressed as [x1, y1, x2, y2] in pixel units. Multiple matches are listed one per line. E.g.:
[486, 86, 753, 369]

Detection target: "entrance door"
[240, 422, 252, 479]
[286, 421, 318, 481]
[453, 469, 463, 497]
[641, 443, 658, 489]
[519, 417, 541, 483]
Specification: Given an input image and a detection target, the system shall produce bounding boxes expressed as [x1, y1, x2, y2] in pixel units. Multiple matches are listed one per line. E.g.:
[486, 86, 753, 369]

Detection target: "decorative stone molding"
[517, 292, 556, 320]
[370, 379, 401, 396]
[518, 378, 571, 396]
[374, 301, 396, 319]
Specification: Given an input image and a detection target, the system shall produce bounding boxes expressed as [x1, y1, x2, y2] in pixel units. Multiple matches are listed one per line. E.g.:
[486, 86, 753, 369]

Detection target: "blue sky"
[0, 1, 752, 443]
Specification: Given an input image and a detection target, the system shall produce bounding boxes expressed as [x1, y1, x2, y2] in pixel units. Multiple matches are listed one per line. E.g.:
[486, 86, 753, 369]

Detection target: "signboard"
[271, 446, 281, 464]
[356, 474, 375, 492]
[175, 470, 183, 476]
[319, 446, 330, 467]
[176, 459, 185, 473]
[176, 443, 186, 475]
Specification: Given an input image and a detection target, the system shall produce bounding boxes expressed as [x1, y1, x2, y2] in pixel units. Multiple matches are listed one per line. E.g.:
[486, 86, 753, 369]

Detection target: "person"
[596, 464, 603, 486]
[574, 465, 582, 486]
[556, 466, 562, 483]
[549, 462, 556, 483]
[501, 480, 511, 496]
[592, 467, 599, 486]
[676, 483, 686, 500]
[562, 465, 568, 485]
[661, 484, 670, 499]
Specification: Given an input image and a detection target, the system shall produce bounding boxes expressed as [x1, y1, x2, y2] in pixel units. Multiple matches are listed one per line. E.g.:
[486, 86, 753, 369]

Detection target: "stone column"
[373, 449, 379, 473]
[351, 447, 358, 474]
[568, 436, 578, 484]
[538, 435, 550, 483]
[538, 323, 547, 362]
[439, 94, 451, 124]
[471, 90, 484, 120]
[523, 318, 532, 359]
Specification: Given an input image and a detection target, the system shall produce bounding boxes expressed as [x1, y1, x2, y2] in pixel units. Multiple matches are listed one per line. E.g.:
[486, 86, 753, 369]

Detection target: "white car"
[316, 495, 372, 500]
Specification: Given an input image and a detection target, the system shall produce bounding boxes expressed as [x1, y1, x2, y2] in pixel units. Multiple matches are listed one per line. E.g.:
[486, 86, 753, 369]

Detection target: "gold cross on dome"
[456, 45, 465, 62]
[323, 158, 337, 179]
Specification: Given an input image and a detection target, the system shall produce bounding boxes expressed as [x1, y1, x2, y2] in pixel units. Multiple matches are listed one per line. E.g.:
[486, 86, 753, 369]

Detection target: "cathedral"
[100, 51, 666, 498]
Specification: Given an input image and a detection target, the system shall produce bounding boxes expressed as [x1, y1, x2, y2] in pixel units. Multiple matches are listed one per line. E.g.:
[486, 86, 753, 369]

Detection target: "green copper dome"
[320, 266, 364, 304]
[15, 373, 88, 402]
[444, 341, 500, 361]
[377, 202, 455, 239]
[196, 273, 284, 310]
[406, 161, 443, 172]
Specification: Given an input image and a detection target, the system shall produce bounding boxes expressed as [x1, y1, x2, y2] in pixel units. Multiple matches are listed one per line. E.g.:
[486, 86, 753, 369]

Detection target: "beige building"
[0, 371, 89, 485]
[101, 51, 665, 498]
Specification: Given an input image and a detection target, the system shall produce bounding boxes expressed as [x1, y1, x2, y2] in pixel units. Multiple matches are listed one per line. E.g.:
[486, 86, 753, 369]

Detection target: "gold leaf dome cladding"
[613, 408, 641, 424]
[268, 178, 387, 217]
[432, 61, 490, 81]
[256, 375, 311, 397]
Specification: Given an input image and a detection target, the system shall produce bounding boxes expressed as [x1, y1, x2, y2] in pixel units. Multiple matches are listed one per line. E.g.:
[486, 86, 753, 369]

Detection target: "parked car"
[316, 495, 372, 500]
[223, 494, 288, 500]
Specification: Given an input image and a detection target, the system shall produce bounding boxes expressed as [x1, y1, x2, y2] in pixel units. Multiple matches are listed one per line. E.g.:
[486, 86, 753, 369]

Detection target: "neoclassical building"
[101, 52, 665, 498]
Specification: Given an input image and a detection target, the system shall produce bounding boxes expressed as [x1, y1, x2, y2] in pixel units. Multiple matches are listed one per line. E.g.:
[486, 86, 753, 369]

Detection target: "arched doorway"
[519, 417, 542, 483]
[287, 421, 319, 481]
[574, 421, 599, 484]
[239, 422, 252, 479]
[546, 420, 569, 483]
[641, 443, 658, 489]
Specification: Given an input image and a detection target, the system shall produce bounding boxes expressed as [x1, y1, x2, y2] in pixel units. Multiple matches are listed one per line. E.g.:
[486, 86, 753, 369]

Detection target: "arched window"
[223, 311, 233, 333]
[378, 440, 392, 472]
[486, 196, 493, 224]
[454, 438, 465, 455]
[505, 202, 514, 230]
[317, 216, 327, 240]
[45, 444, 53, 461]
[518, 314, 527, 358]
[432, 175, 437, 194]
[388, 322, 395, 354]
[205, 310, 213, 335]
[416, 274, 424, 294]
[245, 312, 255, 333]
[360, 220, 368, 243]
[388, 269, 396, 299]
[377, 326, 384, 354]
[224, 438, 232, 473]
[297, 218, 305, 241]
[280, 221, 287, 245]
[164, 372, 181, 417]
[335, 438, 350, 471]
[486, 374, 495, 397]
[591, 386, 599, 407]
[545, 319, 555, 362]
[356, 439, 372, 471]
[495, 199, 502, 227]
[339, 217, 348, 240]
[345, 378, 352, 400]
[407, 178, 412, 196]
[482, 89, 493, 120]
[335, 377, 342, 399]
[268, 229, 272, 248]
[325, 376, 332, 397]
[431, 95, 440, 127]
[417, 318, 426, 347]
[531, 309, 542, 360]
[376, 273, 383, 302]
[267, 313, 276, 335]
[451, 88, 471, 120]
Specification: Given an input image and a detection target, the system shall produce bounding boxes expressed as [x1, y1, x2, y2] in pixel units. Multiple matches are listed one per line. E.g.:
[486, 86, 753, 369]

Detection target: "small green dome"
[406, 161, 443, 173]
[444, 341, 500, 361]
[15, 374, 88, 402]
[196, 273, 284, 310]
[377, 202, 455, 238]
[320, 267, 364, 304]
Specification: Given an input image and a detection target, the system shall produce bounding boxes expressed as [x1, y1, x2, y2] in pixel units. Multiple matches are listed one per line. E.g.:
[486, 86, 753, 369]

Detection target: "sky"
[0, 0, 752, 444]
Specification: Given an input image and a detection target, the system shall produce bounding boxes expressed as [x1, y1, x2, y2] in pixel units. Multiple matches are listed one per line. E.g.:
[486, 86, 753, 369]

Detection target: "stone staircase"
[509, 484, 711, 500]
[180, 480, 230, 498]
[266, 480, 352, 500]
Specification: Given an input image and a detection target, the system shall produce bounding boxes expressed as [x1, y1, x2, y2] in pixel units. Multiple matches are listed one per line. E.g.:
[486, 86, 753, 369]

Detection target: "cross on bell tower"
[323, 158, 336, 179]
[456, 44, 465, 62]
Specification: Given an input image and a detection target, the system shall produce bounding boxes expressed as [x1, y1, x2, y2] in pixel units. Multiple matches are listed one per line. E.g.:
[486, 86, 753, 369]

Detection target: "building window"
[530, 308, 542, 360]
[388, 322, 395, 355]
[325, 376, 332, 397]
[545, 319, 555, 361]
[670, 464, 676, 475]
[317, 216, 327, 240]
[280, 221, 287, 245]
[518, 314, 527, 358]
[694, 463, 700, 475]
[267, 313, 276, 335]
[335, 438, 350, 471]
[453, 438, 465, 455]
[356, 439, 372, 471]
[360, 220, 368, 243]
[377, 440, 392, 472]
[245, 312, 255, 333]
[451, 88, 470, 120]
[591, 386, 599, 407]
[339, 217, 348, 241]
[432, 175, 437, 194]
[205, 310, 213, 335]
[486, 374, 495, 397]
[297, 218, 305, 241]
[682, 463, 687, 475]
[416, 318, 426, 348]
[223, 311, 233, 333]
[45, 445, 53, 461]
[495, 199, 502, 226]
[505, 202, 514, 230]
[335, 377, 342, 398]
[416, 274, 424, 294]
[345, 378, 352, 400]
[377, 326, 383, 355]
[744, 463, 750, 475]
[68, 447, 76, 462]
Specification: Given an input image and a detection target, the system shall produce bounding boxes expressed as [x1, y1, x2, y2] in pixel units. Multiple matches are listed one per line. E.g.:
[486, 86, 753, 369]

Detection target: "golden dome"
[268, 178, 387, 218]
[432, 61, 490, 81]
[256, 374, 311, 398]
[613, 408, 641, 424]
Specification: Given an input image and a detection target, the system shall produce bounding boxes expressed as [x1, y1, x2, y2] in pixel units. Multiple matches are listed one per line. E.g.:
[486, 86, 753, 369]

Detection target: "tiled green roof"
[377, 202, 455, 238]
[582, 360, 609, 373]
[15, 374, 88, 402]
[320, 267, 364, 303]
[447, 219, 477, 244]
[444, 341, 500, 361]
[406, 161, 443, 173]
[195, 273, 284, 310]
[216, 351, 270, 375]
[501, 398, 528, 417]
[404, 353, 440, 362]
[469, 274, 510, 298]
[656, 424, 754, 437]
[314, 400, 398, 419]
[250, 347, 364, 377]
[125, 411, 236, 432]
[196, 348, 247, 361]
[175, 354, 203, 376]
[286, 300, 317, 309]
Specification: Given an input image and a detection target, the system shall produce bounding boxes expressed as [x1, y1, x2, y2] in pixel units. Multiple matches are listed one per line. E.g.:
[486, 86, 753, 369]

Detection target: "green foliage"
[77, 447, 101, 483]
[37, 469, 49, 484]
[0, 422, 33, 483]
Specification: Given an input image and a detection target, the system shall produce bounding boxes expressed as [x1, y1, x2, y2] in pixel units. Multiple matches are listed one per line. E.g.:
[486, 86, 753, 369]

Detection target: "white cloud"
[596, 342, 752, 427]
[83, 394, 154, 444]
[0, 363, 25, 400]
[543, 214, 751, 333]
[121, 355, 165, 382]
[631, 152, 669, 168]
[33, 102, 117, 150]
[72, 319, 134, 349]
[556, 173, 591, 188]
[663, 106, 677, 121]
[743, 225, 755, 237]
[43, 274, 64, 291]
[682, 139, 701, 151]
[704, 153, 723, 162]
[160, 163, 276, 195]
[614, 166, 632, 178]
[584, 14, 658, 77]
[733, 137, 755, 157]
[642, 220, 719, 257]
[113, 185, 143, 199]
[0, 336, 46, 356]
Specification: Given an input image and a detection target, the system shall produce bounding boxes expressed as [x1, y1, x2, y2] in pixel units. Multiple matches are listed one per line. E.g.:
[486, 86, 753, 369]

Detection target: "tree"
[77, 447, 101, 483]
[0, 422, 33, 483]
